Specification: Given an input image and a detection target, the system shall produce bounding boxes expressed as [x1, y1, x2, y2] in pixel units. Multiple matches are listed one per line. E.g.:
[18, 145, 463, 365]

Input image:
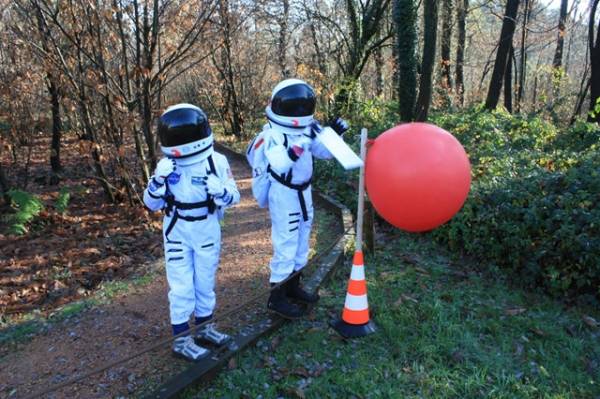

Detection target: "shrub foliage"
[315, 102, 600, 299]
[5, 189, 44, 235]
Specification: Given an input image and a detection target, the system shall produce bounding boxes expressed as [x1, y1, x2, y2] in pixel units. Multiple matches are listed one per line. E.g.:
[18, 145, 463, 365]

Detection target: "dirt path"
[0, 154, 276, 399]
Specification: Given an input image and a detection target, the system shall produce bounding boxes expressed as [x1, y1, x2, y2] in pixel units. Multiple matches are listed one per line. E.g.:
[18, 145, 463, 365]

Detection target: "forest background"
[1, 0, 599, 313]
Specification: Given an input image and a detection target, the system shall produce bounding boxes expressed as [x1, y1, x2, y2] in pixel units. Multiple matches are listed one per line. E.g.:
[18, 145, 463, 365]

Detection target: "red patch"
[254, 138, 264, 149]
[292, 119, 299, 126]
[171, 149, 181, 157]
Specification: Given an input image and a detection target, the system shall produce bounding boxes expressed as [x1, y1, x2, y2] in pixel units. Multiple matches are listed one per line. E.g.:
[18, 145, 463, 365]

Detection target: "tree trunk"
[219, 0, 243, 136]
[333, 0, 392, 116]
[278, 0, 290, 78]
[0, 162, 10, 205]
[440, 0, 453, 90]
[588, 0, 600, 122]
[571, 76, 590, 124]
[504, 45, 514, 112]
[374, 29, 385, 97]
[305, 6, 326, 76]
[47, 74, 62, 175]
[455, 0, 468, 106]
[552, 0, 569, 97]
[391, 25, 399, 101]
[415, 0, 439, 121]
[552, 0, 569, 69]
[516, 0, 529, 112]
[33, 4, 62, 175]
[394, 0, 417, 121]
[140, 2, 157, 168]
[484, 0, 520, 110]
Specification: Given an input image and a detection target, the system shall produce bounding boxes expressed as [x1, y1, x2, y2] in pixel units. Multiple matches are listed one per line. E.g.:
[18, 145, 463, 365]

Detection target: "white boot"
[195, 323, 231, 346]
[172, 335, 210, 361]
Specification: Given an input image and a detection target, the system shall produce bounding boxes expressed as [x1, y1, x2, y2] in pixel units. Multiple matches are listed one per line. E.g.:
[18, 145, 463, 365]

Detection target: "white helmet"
[265, 79, 316, 131]
[157, 103, 213, 164]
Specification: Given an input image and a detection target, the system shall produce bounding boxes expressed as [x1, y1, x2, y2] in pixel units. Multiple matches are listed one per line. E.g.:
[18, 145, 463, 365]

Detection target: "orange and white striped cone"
[331, 250, 376, 338]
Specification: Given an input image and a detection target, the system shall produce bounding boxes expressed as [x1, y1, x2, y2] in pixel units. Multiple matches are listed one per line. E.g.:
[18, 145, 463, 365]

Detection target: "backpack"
[246, 127, 271, 208]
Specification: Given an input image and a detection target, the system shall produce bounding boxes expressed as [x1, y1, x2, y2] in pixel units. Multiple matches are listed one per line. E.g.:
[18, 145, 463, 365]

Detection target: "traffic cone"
[331, 250, 376, 338]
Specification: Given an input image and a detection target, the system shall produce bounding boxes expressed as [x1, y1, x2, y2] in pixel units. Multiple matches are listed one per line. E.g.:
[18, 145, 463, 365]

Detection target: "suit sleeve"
[143, 177, 167, 211]
[213, 157, 240, 207]
[310, 134, 334, 160]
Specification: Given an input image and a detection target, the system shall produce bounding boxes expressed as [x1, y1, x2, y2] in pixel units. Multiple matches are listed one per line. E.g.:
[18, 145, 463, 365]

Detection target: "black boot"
[267, 283, 305, 319]
[287, 273, 319, 304]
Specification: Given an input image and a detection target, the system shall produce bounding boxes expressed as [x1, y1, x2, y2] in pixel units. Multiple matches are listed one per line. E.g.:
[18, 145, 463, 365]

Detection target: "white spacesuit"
[143, 104, 240, 361]
[263, 79, 348, 319]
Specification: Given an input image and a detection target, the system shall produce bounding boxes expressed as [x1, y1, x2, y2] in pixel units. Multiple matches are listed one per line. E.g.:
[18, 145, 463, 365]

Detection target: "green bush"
[315, 102, 600, 299]
[429, 108, 600, 299]
[4, 190, 44, 235]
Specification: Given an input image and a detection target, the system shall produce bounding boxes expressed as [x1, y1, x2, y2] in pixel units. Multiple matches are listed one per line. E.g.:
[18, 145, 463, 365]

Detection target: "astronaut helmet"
[158, 103, 213, 163]
[265, 79, 316, 131]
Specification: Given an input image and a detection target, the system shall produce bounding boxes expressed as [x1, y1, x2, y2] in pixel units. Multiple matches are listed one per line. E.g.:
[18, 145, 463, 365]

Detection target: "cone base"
[330, 318, 377, 338]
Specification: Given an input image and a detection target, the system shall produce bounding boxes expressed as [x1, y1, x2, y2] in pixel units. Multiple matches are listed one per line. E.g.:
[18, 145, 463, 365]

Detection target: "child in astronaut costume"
[263, 79, 349, 319]
[143, 104, 240, 361]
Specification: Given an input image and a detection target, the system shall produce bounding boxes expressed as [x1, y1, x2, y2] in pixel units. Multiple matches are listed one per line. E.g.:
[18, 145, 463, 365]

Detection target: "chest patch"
[167, 173, 181, 185]
[191, 176, 204, 186]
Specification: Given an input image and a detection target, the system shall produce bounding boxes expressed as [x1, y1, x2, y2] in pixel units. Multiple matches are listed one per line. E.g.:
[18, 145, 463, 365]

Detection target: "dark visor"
[158, 108, 211, 147]
[270, 84, 316, 117]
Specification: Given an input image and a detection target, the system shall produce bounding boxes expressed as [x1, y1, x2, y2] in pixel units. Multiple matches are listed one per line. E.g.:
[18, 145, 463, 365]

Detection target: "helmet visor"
[158, 108, 211, 147]
[270, 84, 316, 117]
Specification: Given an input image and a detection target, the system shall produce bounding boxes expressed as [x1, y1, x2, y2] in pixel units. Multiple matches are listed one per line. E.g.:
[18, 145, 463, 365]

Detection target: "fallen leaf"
[82, 248, 102, 256]
[504, 307, 527, 316]
[271, 371, 283, 381]
[401, 294, 419, 303]
[311, 365, 325, 377]
[227, 357, 237, 370]
[270, 336, 281, 350]
[33, 255, 46, 266]
[291, 367, 310, 378]
[529, 327, 546, 337]
[393, 297, 403, 307]
[401, 254, 419, 265]
[284, 388, 306, 399]
[582, 315, 599, 328]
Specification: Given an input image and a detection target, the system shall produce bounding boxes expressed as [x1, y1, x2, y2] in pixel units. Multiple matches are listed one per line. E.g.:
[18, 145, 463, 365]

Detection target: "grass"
[187, 232, 600, 398]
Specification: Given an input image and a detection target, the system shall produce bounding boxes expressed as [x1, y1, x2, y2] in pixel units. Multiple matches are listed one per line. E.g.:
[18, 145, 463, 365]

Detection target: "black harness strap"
[164, 213, 208, 238]
[268, 165, 311, 222]
[266, 133, 313, 222]
[163, 155, 217, 238]
[207, 155, 217, 174]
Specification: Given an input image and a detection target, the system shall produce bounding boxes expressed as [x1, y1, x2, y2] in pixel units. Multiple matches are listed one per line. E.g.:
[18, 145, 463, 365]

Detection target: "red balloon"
[365, 123, 471, 232]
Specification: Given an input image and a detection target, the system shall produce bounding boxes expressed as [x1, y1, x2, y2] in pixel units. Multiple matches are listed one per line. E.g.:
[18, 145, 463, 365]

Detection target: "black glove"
[327, 117, 349, 136]
[309, 121, 323, 139]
